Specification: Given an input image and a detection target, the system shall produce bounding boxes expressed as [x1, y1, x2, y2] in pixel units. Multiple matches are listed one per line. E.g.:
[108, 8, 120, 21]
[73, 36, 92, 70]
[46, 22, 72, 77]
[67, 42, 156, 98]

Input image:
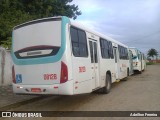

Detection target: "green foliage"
[1, 39, 12, 49]
[147, 48, 158, 59]
[146, 62, 155, 65]
[0, 0, 81, 49]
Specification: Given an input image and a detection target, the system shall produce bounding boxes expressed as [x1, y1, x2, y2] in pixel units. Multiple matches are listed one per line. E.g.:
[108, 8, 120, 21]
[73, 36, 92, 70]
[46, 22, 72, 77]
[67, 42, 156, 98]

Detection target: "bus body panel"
[12, 17, 75, 95]
[118, 60, 129, 79]
[14, 63, 61, 85]
[13, 80, 74, 95]
[72, 56, 92, 94]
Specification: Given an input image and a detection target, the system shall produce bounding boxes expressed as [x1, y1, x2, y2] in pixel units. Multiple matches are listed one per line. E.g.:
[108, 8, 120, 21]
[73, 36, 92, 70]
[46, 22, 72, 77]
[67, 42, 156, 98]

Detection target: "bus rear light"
[60, 62, 68, 83]
[54, 86, 58, 89]
[12, 66, 16, 84]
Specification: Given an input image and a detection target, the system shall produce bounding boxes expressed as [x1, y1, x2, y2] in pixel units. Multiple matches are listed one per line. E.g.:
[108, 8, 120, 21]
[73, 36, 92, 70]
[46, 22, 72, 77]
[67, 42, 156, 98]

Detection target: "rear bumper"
[133, 66, 141, 71]
[12, 80, 74, 95]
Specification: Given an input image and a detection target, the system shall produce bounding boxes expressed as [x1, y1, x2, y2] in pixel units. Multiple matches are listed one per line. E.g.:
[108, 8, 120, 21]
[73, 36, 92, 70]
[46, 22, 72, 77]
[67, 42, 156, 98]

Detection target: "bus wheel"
[102, 74, 111, 94]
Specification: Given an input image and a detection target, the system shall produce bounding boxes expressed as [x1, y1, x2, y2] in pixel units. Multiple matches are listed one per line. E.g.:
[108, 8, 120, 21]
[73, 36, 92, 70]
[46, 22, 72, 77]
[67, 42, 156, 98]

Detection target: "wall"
[0, 47, 13, 86]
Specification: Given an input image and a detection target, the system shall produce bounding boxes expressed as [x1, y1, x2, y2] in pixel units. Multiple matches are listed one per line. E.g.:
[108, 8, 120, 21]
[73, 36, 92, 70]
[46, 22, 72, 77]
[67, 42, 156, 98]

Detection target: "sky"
[71, 0, 160, 56]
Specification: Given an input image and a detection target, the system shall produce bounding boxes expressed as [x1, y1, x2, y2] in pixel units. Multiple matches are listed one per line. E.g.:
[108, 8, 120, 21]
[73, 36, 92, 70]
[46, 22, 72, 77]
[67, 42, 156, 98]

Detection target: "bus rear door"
[89, 39, 100, 89]
[113, 46, 120, 80]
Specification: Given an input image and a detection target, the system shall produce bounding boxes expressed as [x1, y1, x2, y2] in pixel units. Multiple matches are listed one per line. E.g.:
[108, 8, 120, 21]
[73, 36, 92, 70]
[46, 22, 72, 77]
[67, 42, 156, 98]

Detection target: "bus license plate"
[31, 88, 41, 93]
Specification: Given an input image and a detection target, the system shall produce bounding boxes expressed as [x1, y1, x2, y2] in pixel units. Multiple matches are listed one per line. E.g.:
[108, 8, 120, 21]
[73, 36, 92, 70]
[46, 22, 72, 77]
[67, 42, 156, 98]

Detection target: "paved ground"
[0, 64, 160, 120]
[0, 85, 39, 109]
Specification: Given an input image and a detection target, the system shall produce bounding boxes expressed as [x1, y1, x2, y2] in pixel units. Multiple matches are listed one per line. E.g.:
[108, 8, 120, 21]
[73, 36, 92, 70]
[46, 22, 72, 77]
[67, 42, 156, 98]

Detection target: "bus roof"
[13, 16, 128, 48]
[13, 16, 62, 30]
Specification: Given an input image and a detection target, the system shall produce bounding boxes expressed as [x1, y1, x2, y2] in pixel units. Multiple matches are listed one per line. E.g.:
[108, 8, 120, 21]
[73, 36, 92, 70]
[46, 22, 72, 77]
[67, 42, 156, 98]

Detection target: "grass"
[146, 62, 155, 65]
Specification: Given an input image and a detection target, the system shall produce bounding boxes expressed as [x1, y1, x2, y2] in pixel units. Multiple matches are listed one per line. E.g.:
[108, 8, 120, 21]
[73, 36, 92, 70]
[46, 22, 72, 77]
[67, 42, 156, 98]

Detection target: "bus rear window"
[13, 18, 61, 54]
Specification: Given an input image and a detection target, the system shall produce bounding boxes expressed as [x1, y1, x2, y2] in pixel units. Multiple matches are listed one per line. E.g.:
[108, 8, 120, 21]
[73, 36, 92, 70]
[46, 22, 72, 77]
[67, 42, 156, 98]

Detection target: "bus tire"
[102, 74, 111, 94]
[127, 68, 129, 76]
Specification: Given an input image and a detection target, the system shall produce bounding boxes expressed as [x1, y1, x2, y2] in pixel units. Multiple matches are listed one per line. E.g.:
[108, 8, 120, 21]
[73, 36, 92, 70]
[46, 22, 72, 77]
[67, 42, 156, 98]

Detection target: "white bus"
[12, 16, 130, 95]
[129, 47, 146, 73]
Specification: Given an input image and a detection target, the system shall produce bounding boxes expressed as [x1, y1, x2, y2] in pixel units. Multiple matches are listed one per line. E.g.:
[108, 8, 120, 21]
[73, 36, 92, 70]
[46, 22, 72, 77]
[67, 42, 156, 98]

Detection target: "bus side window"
[93, 42, 98, 63]
[70, 26, 88, 57]
[118, 45, 128, 60]
[89, 41, 94, 63]
[70, 27, 79, 55]
[109, 41, 114, 59]
[100, 38, 110, 59]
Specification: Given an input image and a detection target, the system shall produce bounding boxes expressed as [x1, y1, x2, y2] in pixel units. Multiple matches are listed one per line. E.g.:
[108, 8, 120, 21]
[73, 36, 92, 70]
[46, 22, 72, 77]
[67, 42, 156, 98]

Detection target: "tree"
[147, 48, 158, 60]
[0, 0, 81, 49]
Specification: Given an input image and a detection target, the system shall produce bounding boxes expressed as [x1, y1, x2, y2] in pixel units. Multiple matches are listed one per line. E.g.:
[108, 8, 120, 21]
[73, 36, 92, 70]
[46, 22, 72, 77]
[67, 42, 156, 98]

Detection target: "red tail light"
[60, 62, 68, 83]
[12, 66, 16, 84]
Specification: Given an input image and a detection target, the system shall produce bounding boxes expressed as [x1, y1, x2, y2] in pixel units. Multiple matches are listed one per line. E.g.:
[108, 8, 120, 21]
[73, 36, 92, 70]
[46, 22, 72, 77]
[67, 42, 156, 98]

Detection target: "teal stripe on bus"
[11, 16, 70, 65]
